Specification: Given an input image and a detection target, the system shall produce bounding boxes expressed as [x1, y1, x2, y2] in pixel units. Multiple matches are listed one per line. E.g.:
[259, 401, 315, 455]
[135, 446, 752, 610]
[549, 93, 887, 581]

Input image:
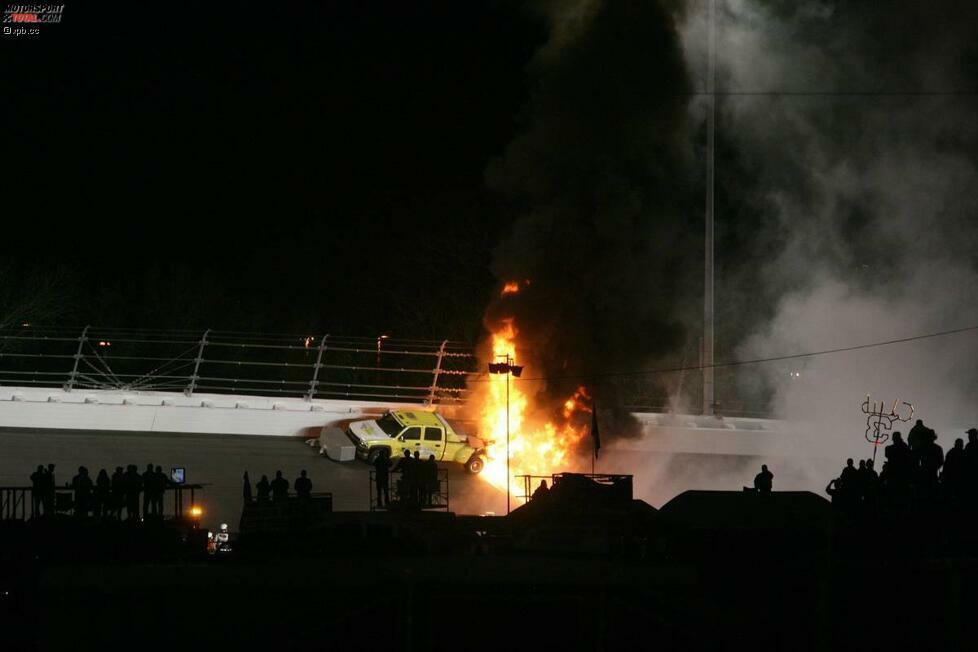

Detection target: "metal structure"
[368, 468, 449, 512]
[0, 326, 477, 405]
[861, 394, 914, 462]
[516, 472, 634, 505]
[0, 483, 207, 521]
[703, 0, 718, 416]
[488, 354, 523, 515]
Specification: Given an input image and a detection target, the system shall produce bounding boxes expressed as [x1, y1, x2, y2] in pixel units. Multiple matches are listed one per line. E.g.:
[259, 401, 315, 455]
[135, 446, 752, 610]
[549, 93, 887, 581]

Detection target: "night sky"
[2, 1, 547, 339]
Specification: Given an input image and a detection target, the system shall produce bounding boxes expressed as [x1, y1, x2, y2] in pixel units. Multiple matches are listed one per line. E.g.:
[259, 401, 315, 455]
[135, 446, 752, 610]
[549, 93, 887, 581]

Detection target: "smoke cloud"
[680, 0, 978, 487]
[482, 0, 699, 437]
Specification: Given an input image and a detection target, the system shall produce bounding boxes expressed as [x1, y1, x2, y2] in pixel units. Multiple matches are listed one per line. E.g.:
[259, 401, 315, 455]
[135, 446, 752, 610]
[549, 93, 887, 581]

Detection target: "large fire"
[476, 283, 592, 503]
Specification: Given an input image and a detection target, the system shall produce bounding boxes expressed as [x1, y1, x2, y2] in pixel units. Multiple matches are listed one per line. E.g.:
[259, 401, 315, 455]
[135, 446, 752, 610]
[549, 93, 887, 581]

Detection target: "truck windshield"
[376, 413, 403, 437]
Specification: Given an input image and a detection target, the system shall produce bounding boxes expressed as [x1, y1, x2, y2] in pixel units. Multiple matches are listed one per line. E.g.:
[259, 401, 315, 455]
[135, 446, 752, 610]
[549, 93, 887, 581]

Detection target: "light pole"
[488, 355, 522, 514]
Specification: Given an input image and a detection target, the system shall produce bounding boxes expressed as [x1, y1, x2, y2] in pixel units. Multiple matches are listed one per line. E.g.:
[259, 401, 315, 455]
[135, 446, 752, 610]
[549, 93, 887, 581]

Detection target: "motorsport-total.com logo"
[3, 3, 63, 37]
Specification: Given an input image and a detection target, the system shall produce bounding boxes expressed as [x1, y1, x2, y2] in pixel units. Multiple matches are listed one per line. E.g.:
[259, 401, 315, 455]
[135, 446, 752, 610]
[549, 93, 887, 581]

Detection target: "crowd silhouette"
[28, 462, 173, 520]
[824, 419, 978, 516]
[371, 449, 440, 510]
[246, 469, 316, 503]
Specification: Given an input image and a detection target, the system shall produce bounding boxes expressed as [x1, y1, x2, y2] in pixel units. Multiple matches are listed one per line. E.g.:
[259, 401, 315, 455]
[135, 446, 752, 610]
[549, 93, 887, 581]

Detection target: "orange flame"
[476, 303, 591, 504]
[501, 282, 520, 296]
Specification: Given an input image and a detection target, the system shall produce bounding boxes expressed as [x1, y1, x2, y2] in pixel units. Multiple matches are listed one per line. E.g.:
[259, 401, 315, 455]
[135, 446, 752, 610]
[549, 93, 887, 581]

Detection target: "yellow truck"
[346, 409, 488, 473]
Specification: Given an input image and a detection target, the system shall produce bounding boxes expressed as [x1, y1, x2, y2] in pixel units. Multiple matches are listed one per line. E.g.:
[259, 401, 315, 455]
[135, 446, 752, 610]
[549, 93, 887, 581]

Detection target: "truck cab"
[346, 409, 487, 473]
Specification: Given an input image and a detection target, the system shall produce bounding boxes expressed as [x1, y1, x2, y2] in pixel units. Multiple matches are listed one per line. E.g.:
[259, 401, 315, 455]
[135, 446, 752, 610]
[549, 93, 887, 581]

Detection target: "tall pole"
[702, 0, 717, 416]
[506, 359, 511, 515]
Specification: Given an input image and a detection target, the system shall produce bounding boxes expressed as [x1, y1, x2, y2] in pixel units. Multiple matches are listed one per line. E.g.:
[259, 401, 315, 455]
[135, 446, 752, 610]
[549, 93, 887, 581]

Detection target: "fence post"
[185, 329, 210, 397]
[305, 334, 329, 401]
[63, 325, 90, 393]
[426, 339, 449, 406]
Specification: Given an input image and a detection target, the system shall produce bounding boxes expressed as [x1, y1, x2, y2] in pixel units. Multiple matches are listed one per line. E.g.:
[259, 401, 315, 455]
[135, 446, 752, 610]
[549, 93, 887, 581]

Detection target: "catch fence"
[0, 326, 479, 405]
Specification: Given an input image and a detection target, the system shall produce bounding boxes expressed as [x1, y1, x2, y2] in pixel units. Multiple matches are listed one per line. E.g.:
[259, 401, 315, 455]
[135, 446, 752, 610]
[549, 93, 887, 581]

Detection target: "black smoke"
[481, 0, 700, 438]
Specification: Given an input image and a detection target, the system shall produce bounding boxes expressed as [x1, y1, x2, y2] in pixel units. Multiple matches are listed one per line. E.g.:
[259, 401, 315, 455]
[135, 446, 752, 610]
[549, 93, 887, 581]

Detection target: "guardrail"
[0, 326, 479, 405]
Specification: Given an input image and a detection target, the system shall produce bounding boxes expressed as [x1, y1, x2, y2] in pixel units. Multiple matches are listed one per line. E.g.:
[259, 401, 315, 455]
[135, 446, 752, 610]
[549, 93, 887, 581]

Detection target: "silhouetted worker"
[256, 475, 271, 502]
[860, 459, 880, 514]
[153, 465, 168, 516]
[71, 466, 93, 517]
[965, 429, 978, 500]
[907, 419, 935, 467]
[754, 464, 773, 493]
[94, 469, 111, 518]
[123, 464, 143, 520]
[532, 479, 550, 501]
[30, 464, 45, 517]
[270, 470, 289, 502]
[413, 451, 424, 506]
[942, 438, 966, 504]
[423, 454, 438, 506]
[394, 450, 415, 507]
[142, 464, 158, 517]
[373, 450, 391, 508]
[42, 463, 56, 515]
[295, 470, 312, 499]
[111, 466, 125, 519]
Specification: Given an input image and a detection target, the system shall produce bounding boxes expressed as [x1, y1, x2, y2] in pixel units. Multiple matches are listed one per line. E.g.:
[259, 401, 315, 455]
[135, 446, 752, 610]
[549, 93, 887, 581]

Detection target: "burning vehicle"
[346, 409, 489, 474]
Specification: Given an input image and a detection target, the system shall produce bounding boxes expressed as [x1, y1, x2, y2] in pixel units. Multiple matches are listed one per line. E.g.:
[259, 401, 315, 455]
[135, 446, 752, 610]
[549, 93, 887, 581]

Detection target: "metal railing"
[368, 468, 450, 512]
[0, 484, 207, 521]
[0, 325, 478, 405]
[515, 472, 634, 505]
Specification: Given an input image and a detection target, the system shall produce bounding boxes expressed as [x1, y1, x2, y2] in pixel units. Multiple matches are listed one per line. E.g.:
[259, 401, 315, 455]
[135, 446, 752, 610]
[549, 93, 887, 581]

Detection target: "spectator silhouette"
[965, 428, 978, 501]
[71, 466, 93, 517]
[256, 475, 271, 502]
[413, 451, 424, 506]
[918, 437, 944, 503]
[111, 466, 125, 519]
[30, 464, 45, 518]
[153, 465, 168, 516]
[42, 463, 56, 515]
[270, 470, 289, 502]
[942, 438, 966, 504]
[423, 454, 438, 506]
[754, 465, 773, 493]
[295, 470, 312, 499]
[123, 464, 143, 520]
[142, 464, 158, 517]
[533, 479, 550, 501]
[373, 450, 391, 508]
[94, 469, 111, 518]
[393, 450, 415, 507]
[907, 419, 929, 463]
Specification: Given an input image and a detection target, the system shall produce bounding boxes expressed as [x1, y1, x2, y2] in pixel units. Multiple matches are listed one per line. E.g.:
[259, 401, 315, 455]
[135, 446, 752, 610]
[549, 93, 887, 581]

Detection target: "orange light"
[501, 282, 520, 296]
[189, 506, 203, 518]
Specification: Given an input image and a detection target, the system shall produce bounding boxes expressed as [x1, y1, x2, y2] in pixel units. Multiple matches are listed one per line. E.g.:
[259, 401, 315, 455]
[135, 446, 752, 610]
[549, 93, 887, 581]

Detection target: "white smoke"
[677, 0, 978, 491]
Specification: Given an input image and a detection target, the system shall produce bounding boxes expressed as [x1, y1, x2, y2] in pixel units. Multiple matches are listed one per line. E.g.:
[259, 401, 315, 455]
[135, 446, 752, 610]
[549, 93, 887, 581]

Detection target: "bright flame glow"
[501, 282, 520, 295]
[189, 505, 203, 518]
[476, 287, 591, 502]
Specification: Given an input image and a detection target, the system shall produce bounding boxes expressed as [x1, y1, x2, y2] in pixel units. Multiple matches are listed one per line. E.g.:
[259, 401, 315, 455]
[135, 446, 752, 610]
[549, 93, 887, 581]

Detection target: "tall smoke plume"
[679, 0, 978, 487]
[482, 0, 699, 438]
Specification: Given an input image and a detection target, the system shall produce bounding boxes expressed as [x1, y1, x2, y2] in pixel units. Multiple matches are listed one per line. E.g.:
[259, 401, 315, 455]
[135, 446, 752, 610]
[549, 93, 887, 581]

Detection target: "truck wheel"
[465, 456, 485, 474]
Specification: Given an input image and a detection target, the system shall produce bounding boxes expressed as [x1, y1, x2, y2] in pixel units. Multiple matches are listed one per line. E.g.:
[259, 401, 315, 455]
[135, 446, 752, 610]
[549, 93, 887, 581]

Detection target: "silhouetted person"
[942, 438, 966, 504]
[42, 463, 56, 515]
[30, 464, 45, 517]
[94, 469, 111, 518]
[270, 470, 289, 501]
[256, 475, 271, 502]
[243, 471, 253, 504]
[965, 429, 978, 501]
[295, 470, 312, 499]
[71, 466, 93, 517]
[860, 459, 880, 514]
[153, 465, 167, 516]
[423, 454, 438, 506]
[123, 464, 143, 520]
[825, 478, 840, 506]
[111, 466, 125, 519]
[394, 450, 415, 507]
[413, 451, 424, 506]
[754, 464, 773, 493]
[918, 438, 944, 503]
[373, 450, 391, 508]
[142, 464, 158, 517]
[533, 479, 550, 500]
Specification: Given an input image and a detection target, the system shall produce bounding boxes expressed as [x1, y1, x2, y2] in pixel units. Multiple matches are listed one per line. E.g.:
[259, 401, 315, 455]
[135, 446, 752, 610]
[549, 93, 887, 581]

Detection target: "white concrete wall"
[0, 386, 402, 437]
[0, 385, 801, 458]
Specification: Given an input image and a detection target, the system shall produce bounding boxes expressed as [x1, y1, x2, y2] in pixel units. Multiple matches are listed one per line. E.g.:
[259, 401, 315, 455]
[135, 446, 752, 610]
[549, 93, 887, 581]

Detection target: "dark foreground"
[3, 490, 978, 651]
